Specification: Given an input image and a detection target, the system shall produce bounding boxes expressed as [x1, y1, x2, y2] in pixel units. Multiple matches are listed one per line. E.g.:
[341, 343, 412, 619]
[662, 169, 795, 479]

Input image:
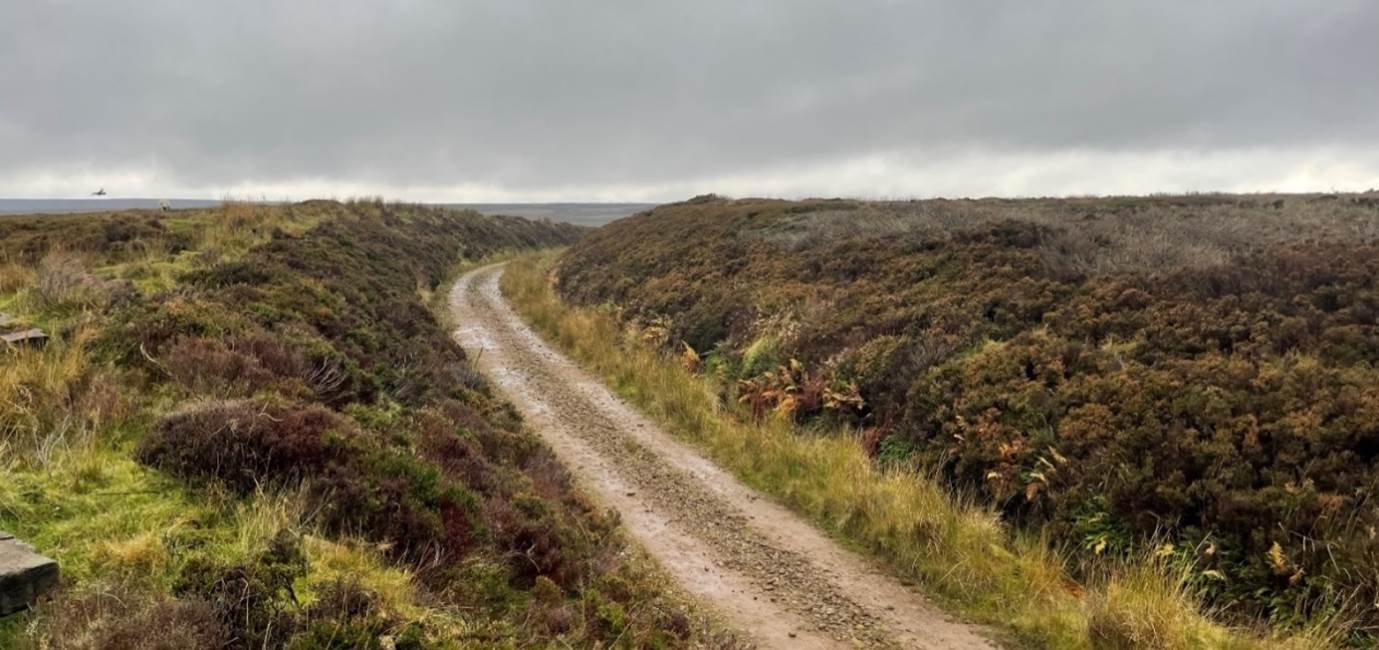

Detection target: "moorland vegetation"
[0, 201, 730, 648]
[547, 193, 1379, 646]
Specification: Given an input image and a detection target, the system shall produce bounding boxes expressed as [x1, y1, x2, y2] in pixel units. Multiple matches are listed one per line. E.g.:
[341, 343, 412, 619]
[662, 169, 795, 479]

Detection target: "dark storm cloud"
[2, 1, 1377, 198]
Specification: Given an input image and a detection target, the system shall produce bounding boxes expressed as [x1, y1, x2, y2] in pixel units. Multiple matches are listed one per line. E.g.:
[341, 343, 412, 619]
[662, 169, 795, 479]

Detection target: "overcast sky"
[2, 1, 1377, 201]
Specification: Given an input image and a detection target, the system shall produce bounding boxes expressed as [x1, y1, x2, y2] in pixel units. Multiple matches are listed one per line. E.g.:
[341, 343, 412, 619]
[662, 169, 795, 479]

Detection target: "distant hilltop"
[441, 203, 658, 226]
[0, 199, 658, 227]
[0, 198, 224, 215]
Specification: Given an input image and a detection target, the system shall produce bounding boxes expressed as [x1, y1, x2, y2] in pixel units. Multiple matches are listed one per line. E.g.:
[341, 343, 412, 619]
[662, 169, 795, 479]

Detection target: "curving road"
[449, 263, 997, 649]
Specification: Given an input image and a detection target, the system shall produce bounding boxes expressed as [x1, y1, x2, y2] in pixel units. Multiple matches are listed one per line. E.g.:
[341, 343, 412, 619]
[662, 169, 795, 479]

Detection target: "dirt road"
[450, 263, 997, 649]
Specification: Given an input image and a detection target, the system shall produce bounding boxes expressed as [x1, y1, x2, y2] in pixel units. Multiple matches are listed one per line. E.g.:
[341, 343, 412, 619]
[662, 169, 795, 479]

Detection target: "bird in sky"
[91, 188, 107, 196]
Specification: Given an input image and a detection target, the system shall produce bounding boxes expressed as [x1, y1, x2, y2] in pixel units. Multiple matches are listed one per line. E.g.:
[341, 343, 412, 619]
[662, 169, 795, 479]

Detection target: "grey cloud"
[2, 0, 1377, 198]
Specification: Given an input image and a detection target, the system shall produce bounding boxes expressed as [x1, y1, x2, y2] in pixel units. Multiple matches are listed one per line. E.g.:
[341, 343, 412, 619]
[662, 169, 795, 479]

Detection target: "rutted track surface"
[450, 263, 997, 649]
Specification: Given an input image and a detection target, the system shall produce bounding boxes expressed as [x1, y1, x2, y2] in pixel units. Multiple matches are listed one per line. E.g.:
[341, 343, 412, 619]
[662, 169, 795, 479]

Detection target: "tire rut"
[450, 263, 997, 650]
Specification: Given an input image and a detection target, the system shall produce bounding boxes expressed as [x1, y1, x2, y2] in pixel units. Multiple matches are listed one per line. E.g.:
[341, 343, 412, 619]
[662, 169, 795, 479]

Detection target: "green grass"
[0, 441, 477, 647]
[501, 250, 1340, 650]
[0, 445, 215, 590]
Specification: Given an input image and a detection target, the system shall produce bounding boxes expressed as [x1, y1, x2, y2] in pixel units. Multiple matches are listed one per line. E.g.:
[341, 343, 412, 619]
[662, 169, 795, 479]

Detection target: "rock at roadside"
[0, 531, 59, 616]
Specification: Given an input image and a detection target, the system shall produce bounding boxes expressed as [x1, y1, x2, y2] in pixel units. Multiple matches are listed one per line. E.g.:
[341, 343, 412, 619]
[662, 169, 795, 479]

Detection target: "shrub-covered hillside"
[555, 193, 1379, 635]
[1, 201, 727, 648]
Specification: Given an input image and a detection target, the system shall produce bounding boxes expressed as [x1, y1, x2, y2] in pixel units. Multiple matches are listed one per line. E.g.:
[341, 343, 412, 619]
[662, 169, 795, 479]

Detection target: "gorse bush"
[555, 193, 1379, 638]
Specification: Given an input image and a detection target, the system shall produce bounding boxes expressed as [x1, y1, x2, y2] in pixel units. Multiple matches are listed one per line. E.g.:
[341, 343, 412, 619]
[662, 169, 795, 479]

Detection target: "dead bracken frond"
[737, 358, 864, 421]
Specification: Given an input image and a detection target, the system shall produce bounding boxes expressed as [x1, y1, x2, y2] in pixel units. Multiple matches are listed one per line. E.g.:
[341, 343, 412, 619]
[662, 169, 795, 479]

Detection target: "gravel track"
[450, 263, 997, 650]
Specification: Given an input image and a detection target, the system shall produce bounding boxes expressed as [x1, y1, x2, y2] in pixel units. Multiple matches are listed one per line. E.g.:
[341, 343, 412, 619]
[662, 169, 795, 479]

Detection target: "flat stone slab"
[1, 328, 48, 349]
[0, 531, 59, 616]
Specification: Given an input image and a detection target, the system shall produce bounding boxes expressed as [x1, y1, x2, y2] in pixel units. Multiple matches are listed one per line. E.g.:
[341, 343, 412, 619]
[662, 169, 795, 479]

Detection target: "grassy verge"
[502, 250, 1337, 650]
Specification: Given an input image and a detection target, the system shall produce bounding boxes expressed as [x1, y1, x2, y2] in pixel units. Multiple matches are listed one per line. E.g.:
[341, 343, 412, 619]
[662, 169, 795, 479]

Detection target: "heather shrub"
[415, 409, 502, 495]
[0, 213, 190, 265]
[181, 259, 275, 288]
[412, 405, 603, 589]
[175, 530, 308, 649]
[905, 329, 1379, 620]
[288, 578, 425, 650]
[100, 294, 250, 371]
[484, 494, 586, 590]
[315, 448, 482, 563]
[36, 252, 98, 307]
[138, 400, 353, 493]
[165, 336, 281, 397]
[139, 398, 483, 563]
[21, 590, 228, 650]
[161, 332, 355, 402]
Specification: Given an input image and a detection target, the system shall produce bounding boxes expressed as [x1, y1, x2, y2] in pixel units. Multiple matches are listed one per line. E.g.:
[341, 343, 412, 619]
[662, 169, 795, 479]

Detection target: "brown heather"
[552, 192, 1379, 645]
